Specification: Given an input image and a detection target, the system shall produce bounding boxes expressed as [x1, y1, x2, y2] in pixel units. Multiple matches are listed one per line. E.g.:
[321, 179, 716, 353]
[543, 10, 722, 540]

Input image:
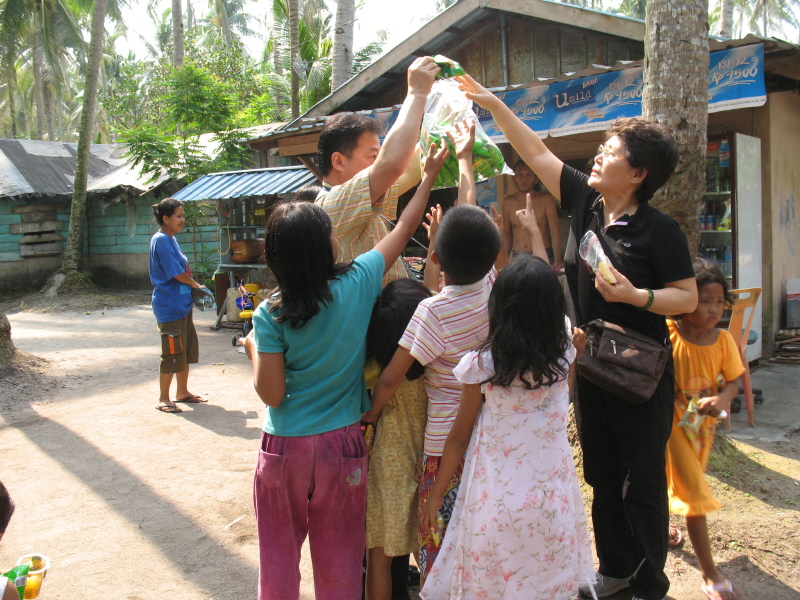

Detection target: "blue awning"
[173, 166, 318, 201]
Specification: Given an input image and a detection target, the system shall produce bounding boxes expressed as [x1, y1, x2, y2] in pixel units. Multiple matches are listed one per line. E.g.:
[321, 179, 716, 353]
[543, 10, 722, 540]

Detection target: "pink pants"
[254, 423, 368, 600]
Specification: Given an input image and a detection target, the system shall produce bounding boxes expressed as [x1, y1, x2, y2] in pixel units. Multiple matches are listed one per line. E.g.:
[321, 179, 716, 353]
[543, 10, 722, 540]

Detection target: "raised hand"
[455, 73, 501, 110]
[422, 204, 444, 245]
[408, 56, 440, 97]
[423, 142, 449, 180]
[447, 119, 476, 160]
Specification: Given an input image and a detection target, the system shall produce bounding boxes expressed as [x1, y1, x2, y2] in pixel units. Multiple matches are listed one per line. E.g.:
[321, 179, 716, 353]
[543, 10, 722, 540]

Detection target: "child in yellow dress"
[665, 259, 745, 600]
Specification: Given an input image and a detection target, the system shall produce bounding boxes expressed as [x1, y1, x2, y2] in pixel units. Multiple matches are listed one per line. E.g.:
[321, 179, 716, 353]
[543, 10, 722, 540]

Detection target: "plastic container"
[787, 299, 800, 328]
[226, 288, 244, 323]
[16, 554, 50, 599]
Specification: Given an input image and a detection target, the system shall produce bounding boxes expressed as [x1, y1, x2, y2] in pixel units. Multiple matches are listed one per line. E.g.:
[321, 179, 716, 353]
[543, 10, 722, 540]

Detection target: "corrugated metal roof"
[0, 139, 125, 200]
[173, 166, 318, 202]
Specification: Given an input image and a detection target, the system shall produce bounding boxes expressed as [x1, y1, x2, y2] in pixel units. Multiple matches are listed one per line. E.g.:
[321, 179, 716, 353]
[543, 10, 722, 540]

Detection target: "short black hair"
[151, 198, 183, 225]
[694, 258, 734, 306]
[435, 205, 501, 285]
[293, 184, 322, 203]
[367, 278, 432, 381]
[317, 113, 385, 177]
[606, 117, 679, 204]
[0, 480, 14, 537]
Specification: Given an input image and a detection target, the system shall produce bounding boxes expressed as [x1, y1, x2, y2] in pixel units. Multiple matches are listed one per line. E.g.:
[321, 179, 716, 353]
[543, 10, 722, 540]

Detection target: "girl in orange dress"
[666, 260, 745, 600]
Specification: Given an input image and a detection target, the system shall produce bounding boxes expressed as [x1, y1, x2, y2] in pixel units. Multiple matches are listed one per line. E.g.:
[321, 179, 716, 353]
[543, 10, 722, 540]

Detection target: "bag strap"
[577, 209, 600, 327]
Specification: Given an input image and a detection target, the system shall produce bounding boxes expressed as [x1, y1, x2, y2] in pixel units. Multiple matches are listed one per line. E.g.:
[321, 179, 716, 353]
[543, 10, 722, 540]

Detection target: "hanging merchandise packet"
[420, 68, 513, 189]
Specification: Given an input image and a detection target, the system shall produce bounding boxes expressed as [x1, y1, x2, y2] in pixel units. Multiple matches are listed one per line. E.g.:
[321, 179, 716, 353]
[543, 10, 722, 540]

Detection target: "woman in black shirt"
[457, 74, 697, 600]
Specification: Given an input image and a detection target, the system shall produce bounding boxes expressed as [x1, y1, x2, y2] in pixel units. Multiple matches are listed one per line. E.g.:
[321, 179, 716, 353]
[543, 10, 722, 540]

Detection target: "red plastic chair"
[722, 288, 761, 430]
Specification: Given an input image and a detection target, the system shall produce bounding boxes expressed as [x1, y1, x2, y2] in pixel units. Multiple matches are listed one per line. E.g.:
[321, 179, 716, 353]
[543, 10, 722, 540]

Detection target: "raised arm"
[516, 194, 549, 263]
[369, 57, 439, 203]
[457, 74, 564, 201]
[449, 119, 476, 206]
[422, 204, 443, 293]
[374, 142, 448, 274]
[545, 195, 563, 270]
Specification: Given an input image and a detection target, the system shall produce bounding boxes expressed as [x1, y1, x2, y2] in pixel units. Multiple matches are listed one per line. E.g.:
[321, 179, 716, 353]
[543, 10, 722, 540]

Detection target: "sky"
[116, 0, 444, 61]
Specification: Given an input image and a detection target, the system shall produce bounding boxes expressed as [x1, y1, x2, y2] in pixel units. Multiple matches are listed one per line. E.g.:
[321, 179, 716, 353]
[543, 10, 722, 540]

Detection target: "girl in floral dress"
[419, 254, 595, 600]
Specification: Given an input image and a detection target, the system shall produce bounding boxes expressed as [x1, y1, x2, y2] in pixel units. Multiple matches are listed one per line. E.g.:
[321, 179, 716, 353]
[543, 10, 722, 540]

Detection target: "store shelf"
[700, 229, 732, 234]
[703, 191, 731, 197]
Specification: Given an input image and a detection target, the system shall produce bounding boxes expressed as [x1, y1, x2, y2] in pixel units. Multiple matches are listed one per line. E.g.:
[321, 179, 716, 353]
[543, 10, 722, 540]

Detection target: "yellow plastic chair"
[723, 288, 761, 429]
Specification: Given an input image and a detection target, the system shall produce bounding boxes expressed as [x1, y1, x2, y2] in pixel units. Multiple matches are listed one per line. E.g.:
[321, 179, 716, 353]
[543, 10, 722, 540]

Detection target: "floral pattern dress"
[421, 325, 594, 600]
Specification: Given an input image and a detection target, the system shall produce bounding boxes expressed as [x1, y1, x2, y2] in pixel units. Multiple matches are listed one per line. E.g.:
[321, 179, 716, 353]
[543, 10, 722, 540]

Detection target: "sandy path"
[0, 305, 317, 600]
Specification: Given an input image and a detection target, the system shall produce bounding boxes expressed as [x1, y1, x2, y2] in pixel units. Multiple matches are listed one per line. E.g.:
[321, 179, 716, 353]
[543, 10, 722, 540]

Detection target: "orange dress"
[665, 320, 745, 517]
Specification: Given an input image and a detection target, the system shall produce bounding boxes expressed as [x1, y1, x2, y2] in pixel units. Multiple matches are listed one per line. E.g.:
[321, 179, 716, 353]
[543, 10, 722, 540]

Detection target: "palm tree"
[61, 0, 109, 277]
[331, 0, 354, 90]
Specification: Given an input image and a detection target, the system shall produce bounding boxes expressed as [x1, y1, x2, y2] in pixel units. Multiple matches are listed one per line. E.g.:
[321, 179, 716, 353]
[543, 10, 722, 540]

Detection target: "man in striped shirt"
[316, 56, 440, 284]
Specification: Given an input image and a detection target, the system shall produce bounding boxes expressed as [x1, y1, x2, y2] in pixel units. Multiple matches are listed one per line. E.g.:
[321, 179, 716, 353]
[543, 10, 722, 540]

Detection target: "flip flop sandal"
[156, 403, 183, 413]
[702, 578, 742, 600]
[175, 395, 207, 403]
[668, 525, 684, 548]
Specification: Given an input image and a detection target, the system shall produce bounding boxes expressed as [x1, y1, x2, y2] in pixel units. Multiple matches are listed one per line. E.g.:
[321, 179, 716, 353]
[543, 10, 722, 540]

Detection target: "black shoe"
[408, 565, 420, 586]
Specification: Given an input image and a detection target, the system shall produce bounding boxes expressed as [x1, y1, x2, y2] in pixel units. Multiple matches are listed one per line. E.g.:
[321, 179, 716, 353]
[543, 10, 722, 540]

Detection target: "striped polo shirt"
[399, 268, 497, 455]
[316, 167, 407, 285]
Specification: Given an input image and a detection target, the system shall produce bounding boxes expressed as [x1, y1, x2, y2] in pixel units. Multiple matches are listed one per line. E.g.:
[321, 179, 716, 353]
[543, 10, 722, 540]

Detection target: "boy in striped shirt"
[363, 203, 503, 581]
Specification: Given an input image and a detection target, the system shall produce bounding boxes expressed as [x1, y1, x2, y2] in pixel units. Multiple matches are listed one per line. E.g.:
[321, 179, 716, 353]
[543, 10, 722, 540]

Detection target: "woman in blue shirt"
[149, 198, 206, 413]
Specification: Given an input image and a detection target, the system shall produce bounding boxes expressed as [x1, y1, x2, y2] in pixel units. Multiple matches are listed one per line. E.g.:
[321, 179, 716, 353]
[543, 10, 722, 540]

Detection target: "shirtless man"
[501, 160, 563, 270]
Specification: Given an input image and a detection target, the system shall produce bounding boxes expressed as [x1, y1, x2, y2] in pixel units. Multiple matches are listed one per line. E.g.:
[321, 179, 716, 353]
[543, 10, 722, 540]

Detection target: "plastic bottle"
[724, 246, 733, 277]
[719, 139, 730, 167]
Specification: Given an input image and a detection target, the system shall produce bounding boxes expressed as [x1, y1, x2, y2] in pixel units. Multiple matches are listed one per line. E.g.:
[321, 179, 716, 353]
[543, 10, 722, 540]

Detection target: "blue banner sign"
[549, 68, 644, 136]
[708, 44, 766, 113]
[476, 86, 550, 142]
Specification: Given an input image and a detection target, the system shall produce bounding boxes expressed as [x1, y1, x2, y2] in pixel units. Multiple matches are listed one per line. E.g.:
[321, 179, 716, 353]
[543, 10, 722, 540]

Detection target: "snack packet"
[432, 55, 466, 79]
[3, 564, 29, 600]
[432, 512, 445, 546]
[420, 79, 513, 189]
[579, 230, 617, 284]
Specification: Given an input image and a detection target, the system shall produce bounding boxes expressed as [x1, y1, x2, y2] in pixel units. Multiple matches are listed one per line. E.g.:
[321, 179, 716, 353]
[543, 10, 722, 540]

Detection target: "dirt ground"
[0, 291, 798, 600]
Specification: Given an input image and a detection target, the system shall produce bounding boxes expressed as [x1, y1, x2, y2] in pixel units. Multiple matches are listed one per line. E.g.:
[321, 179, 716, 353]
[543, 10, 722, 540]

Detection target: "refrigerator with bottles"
[698, 133, 763, 361]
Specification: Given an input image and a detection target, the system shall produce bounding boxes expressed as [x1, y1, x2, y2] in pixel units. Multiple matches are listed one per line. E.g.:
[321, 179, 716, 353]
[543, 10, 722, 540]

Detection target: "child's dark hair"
[435, 205, 501, 285]
[151, 198, 182, 225]
[367, 279, 431, 380]
[480, 255, 571, 390]
[293, 184, 323, 203]
[264, 201, 352, 328]
[0, 480, 14, 537]
[694, 258, 734, 305]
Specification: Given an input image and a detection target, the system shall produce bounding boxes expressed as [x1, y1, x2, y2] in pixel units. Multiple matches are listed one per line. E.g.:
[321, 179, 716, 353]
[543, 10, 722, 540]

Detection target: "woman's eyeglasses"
[596, 145, 626, 160]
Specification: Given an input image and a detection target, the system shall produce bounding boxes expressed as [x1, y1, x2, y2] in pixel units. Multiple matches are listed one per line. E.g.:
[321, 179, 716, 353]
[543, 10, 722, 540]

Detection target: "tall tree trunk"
[31, 30, 45, 140]
[43, 80, 55, 141]
[215, 0, 234, 46]
[718, 0, 734, 37]
[642, 0, 709, 258]
[288, 0, 299, 118]
[6, 66, 17, 138]
[172, 0, 184, 66]
[61, 0, 108, 275]
[186, 0, 194, 32]
[331, 0, 355, 90]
